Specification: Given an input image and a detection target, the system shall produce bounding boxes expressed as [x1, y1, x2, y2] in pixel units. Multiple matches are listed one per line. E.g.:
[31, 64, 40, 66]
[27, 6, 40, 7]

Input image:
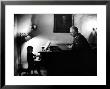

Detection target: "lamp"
[31, 24, 39, 31]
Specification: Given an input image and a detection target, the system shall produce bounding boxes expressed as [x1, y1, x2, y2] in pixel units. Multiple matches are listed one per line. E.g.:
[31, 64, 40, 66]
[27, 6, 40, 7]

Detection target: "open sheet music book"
[43, 41, 51, 51]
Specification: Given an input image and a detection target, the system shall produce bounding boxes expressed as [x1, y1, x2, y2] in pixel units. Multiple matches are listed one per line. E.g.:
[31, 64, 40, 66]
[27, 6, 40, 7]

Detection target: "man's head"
[70, 26, 78, 37]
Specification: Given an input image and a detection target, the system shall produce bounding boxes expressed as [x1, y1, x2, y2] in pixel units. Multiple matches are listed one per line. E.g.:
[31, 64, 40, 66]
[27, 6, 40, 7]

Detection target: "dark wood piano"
[38, 46, 97, 76]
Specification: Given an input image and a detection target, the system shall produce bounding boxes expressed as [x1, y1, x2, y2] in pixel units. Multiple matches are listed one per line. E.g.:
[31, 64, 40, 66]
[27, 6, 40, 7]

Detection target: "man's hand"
[66, 44, 73, 48]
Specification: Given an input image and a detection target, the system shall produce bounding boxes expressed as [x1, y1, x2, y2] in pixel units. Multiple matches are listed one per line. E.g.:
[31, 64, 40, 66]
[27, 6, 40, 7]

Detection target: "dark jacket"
[72, 33, 97, 75]
[27, 53, 36, 65]
[72, 33, 90, 52]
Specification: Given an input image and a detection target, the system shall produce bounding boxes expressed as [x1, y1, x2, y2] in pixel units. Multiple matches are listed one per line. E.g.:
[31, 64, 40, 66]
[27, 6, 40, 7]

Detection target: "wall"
[14, 14, 32, 36]
[74, 14, 97, 41]
[31, 14, 73, 43]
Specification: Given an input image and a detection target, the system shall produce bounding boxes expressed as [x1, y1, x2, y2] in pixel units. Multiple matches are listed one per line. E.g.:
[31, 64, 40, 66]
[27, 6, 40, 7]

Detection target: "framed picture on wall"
[54, 14, 72, 33]
[1, 1, 110, 88]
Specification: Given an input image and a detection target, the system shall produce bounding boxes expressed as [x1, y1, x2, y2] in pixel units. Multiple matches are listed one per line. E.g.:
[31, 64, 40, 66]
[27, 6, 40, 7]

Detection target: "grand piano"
[38, 45, 97, 76]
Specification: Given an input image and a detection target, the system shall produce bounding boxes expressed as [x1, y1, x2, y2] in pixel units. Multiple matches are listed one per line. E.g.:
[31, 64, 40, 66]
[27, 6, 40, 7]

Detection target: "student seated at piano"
[27, 46, 41, 75]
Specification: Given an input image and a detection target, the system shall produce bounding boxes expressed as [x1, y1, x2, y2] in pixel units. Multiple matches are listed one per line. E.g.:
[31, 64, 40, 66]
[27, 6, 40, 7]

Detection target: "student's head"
[27, 46, 33, 53]
[70, 26, 78, 37]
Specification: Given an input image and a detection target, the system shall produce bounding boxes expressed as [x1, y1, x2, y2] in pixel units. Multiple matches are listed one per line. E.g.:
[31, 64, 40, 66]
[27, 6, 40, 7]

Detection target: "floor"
[20, 68, 48, 76]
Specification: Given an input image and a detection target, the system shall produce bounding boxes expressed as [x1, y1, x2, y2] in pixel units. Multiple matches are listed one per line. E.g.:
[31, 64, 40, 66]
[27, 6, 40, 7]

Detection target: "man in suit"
[70, 26, 91, 52]
[69, 26, 96, 75]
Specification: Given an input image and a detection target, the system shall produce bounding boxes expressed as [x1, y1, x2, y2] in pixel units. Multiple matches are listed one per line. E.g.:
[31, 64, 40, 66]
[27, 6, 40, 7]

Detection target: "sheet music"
[44, 41, 51, 50]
